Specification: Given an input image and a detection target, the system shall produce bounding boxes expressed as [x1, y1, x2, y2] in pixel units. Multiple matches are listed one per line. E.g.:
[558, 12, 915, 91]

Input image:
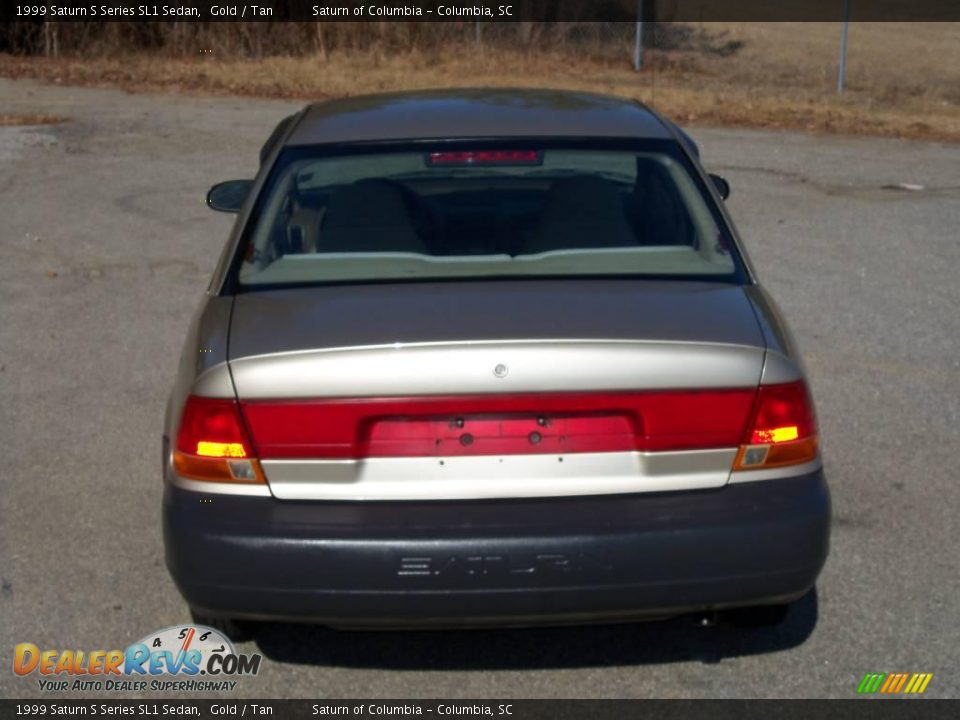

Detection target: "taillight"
[173, 396, 265, 484]
[733, 381, 819, 471]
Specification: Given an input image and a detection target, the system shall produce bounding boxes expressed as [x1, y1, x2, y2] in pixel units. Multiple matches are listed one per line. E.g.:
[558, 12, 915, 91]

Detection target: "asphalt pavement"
[1, 78, 958, 699]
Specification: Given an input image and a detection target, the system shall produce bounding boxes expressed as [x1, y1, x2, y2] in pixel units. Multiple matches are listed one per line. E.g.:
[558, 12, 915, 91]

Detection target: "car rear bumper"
[162, 470, 830, 628]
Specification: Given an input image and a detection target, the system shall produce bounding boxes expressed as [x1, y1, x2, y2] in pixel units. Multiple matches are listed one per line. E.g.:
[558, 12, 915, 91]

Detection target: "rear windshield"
[235, 141, 743, 287]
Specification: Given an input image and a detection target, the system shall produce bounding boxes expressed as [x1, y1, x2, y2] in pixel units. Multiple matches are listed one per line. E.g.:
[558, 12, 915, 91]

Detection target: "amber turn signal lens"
[733, 437, 818, 471]
[173, 451, 265, 484]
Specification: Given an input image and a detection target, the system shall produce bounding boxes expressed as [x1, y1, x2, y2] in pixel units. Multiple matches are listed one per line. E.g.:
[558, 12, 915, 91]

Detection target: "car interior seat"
[318, 179, 429, 254]
[522, 175, 637, 255]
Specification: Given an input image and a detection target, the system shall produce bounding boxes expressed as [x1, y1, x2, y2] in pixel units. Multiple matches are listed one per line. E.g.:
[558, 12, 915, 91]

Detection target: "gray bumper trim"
[163, 470, 830, 627]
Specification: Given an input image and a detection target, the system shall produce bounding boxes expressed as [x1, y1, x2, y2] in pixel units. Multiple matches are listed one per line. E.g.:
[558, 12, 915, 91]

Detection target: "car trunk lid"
[227, 280, 766, 500]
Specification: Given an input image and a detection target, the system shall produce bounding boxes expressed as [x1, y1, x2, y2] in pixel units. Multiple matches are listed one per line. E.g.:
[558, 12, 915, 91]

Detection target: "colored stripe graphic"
[857, 673, 885, 694]
[903, 673, 934, 694]
[885, 673, 909, 693]
[857, 672, 932, 695]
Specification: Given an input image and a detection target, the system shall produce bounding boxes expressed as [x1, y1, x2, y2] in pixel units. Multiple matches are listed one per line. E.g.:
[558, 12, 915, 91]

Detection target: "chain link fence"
[2, 21, 712, 67]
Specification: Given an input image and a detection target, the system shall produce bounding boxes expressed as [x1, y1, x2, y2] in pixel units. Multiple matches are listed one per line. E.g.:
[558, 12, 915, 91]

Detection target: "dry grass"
[2, 22, 958, 141]
[0, 113, 69, 126]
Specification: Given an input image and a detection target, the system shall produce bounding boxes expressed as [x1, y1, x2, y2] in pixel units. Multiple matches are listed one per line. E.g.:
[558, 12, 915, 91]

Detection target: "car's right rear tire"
[724, 602, 791, 628]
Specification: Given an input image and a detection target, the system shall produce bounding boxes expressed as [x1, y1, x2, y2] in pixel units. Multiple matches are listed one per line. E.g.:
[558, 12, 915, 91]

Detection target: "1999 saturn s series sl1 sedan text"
[162, 89, 830, 634]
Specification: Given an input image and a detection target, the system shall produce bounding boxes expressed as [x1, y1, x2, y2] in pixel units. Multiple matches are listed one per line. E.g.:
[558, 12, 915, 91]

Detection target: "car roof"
[284, 88, 675, 146]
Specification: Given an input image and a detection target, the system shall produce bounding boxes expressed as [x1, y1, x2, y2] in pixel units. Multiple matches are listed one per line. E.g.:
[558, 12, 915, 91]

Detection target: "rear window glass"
[236, 142, 741, 287]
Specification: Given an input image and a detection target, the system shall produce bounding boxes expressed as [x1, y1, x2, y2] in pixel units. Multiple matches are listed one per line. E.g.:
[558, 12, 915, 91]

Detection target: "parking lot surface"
[1, 78, 958, 698]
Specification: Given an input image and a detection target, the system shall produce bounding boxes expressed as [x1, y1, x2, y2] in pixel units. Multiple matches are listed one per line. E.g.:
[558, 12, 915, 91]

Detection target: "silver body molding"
[169, 473, 273, 497]
[262, 449, 738, 501]
[729, 457, 823, 484]
[230, 339, 765, 398]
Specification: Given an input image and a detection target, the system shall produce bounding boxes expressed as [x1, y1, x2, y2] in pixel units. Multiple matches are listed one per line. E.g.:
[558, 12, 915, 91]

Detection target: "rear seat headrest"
[523, 175, 637, 255]
[319, 179, 428, 254]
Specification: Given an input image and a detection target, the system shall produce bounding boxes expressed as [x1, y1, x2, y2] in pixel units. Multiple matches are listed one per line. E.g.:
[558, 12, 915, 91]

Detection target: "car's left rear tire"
[189, 608, 258, 643]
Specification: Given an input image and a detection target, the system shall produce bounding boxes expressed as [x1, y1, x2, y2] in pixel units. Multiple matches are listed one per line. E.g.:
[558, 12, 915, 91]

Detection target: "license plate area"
[363, 413, 636, 457]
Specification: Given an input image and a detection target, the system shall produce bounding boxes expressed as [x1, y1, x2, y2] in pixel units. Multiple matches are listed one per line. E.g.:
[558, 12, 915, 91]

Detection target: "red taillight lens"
[173, 396, 264, 483]
[745, 381, 816, 445]
[734, 381, 819, 471]
[176, 397, 250, 457]
[426, 150, 541, 166]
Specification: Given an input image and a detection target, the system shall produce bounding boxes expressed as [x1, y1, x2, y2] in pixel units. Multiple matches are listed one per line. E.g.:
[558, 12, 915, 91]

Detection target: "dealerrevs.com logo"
[13, 625, 262, 693]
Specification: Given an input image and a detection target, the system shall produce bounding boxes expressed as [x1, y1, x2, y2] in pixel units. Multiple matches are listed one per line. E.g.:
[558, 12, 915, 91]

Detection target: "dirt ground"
[1, 22, 958, 141]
